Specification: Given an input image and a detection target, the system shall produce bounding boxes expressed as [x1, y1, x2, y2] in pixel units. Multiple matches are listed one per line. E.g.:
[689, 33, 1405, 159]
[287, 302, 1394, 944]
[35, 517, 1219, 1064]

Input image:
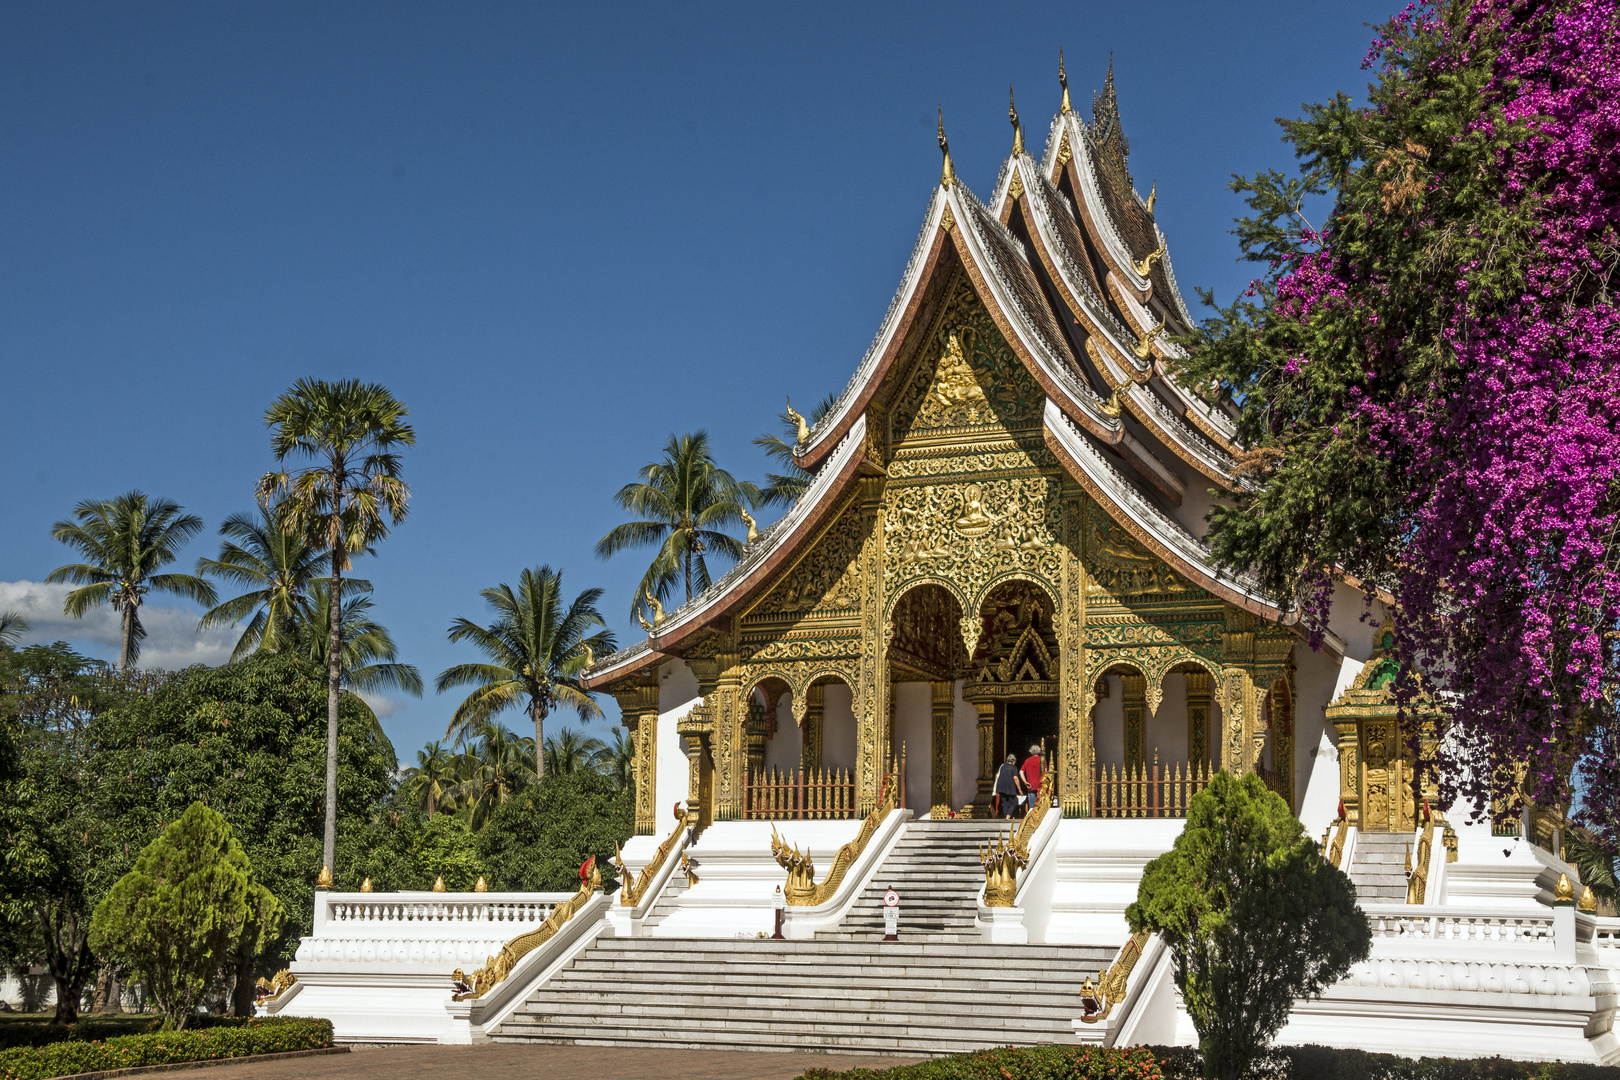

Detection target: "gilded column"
[611, 681, 662, 836]
[1220, 611, 1259, 775]
[930, 680, 954, 818]
[1058, 489, 1089, 818]
[1333, 718, 1360, 826]
[1185, 670, 1211, 770]
[854, 474, 888, 815]
[712, 651, 744, 821]
[1269, 677, 1295, 812]
[1122, 672, 1147, 770]
[801, 682, 824, 772]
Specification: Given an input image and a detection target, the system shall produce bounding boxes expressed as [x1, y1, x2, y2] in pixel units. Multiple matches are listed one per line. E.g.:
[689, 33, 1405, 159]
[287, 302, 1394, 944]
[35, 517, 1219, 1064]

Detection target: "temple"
[275, 63, 1619, 1064]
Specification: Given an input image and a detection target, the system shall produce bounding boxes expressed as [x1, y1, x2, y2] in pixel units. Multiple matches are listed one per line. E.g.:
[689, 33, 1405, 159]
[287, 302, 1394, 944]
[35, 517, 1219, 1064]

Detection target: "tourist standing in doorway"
[1020, 744, 1043, 817]
[994, 754, 1021, 819]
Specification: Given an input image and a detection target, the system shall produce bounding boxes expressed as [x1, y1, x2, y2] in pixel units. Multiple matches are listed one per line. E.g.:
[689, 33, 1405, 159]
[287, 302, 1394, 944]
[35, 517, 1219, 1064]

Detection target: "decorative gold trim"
[981, 770, 1052, 906]
[453, 859, 602, 1000]
[615, 813, 687, 908]
[1581, 885, 1598, 912]
[1132, 314, 1165, 361]
[1058, 49, 1073, 115]
[1144, 181, 1157, 215]
[1131, 240, 1167, 279]
[359, 877, 372, 893]
[1009, 84, 1024, 156]
[770, 765, 898, 906]
[254, 969, 297, 1004]
[941, 205, 955, 233]
[1407, 810, 1435, 904]
[432, 876, 446, 893]
[316, 865, 333, 889]
[937, 107, 956, 187]
[1079, 931, 1148, 1024]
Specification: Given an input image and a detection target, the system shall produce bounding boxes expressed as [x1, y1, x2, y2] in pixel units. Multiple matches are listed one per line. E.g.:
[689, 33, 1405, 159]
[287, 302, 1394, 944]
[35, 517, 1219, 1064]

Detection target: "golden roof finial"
[1009, 85, 1024, 156]
[937, 106, 957, 187]
[1144, 180, 1157, 215]
[1059, 49, 1073, 115]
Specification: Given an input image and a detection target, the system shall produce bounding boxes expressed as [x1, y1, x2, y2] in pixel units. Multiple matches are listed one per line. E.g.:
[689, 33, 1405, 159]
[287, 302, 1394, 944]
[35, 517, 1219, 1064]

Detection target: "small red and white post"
[882, 887, 900, 942]
[772, 885, 786, 939]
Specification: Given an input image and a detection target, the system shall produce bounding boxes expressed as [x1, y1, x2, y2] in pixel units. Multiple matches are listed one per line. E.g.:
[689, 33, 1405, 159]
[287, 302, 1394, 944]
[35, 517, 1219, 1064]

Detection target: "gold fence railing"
[745, 766, 858, 820]
[1091, 756, 1213, 819]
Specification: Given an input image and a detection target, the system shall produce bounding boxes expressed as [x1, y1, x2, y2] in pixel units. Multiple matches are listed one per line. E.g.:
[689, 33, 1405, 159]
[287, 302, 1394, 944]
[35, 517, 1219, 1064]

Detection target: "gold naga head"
[1132, 239, 1168, 278]
[740, 507, 759, 545]
[1009, 84, 1024, 156]
[644, 590, 665, 626]
[937, 106, 956, 187]
[1144, 180, 1157, 215]
[1133, 315, 1166, 361]
[784, 396, 809, 445]
[1059, 48, 1072, 115]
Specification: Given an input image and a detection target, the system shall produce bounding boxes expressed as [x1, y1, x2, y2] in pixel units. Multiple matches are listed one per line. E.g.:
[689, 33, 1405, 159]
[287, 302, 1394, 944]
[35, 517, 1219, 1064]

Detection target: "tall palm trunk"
[532, 701, 545, 781]
[323, 539, 342, 877]
[118, 601, 136, 672]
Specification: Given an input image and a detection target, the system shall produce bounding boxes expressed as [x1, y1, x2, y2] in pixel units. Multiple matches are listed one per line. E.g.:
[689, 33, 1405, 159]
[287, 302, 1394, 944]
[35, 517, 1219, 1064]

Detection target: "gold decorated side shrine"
[585, 65, 1306, 832]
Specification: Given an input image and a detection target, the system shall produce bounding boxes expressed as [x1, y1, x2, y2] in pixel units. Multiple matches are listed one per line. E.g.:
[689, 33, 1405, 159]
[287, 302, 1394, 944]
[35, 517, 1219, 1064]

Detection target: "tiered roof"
[586, 64, 1307, 688]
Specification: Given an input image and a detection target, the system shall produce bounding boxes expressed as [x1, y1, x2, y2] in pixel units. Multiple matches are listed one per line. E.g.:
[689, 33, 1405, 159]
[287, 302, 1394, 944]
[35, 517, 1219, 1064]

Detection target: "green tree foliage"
[476, 771, 631, 892]
[753, 393, 836, 507]
[93, 653, 396, 965]
[0, 643, 158, 1025]
[46, 492, 218, 670]
[404, 741, 457, 819]
[1126, 772, 1370, 1080]
[595, 431, 760, 623]
[258, 378, 414, 877]
[346, 812, 483, 893]
[90, 803, 280, 1032]
[435, 565, 613, 775]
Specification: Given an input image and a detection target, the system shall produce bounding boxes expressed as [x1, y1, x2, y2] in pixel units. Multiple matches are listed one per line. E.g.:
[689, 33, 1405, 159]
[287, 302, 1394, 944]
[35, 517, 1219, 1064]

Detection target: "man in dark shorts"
[993, 754, 1021, 819]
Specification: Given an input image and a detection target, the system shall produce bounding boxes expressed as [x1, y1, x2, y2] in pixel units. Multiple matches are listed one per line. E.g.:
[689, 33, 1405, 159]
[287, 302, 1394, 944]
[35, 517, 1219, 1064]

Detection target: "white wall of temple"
[1149, 675, 1190, 765]
[1094, 674, 1125, 766]
[1294, 644, 1344, 836]
[951, 681, 978, 812]
[822, 681, 858, 774]
[654, 660, 701, 820]
[893, 681, 930, 814]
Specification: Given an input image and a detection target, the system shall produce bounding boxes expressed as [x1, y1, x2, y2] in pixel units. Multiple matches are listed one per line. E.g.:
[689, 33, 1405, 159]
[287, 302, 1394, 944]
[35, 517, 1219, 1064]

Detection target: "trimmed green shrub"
[798, 1045, 1163, 1080]
[0, 1016, 332, 1080]
[1127, 772, 1370, 1080]
[1147, 1044, 1620, 1080]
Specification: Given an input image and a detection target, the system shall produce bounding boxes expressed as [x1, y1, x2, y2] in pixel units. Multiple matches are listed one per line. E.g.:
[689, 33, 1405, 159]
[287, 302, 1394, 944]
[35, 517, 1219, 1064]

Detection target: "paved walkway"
[199, 1044, 923, 1080]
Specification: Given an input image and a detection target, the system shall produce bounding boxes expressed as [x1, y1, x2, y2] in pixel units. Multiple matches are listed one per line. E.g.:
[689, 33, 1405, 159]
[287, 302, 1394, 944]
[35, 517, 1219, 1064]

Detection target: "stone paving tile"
[196, 1044, 924, 1080]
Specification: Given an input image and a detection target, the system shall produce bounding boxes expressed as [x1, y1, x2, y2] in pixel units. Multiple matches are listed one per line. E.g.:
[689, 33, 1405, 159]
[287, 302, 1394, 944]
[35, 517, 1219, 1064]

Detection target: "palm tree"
[601, 728, 634, 790]
[0, 612, 28, 649]
[454, 722, 537, 830]
[258, 378, 414, 878]
[595, 431, 760, 624]
[46, 492, 218, 670]
[752, 394, 836, 507]
[404, 741, 457, 818]
[435, 565, 615, 779]
[288, 580, 418, 765]
[196, 504, 361, 661]
[544, 727, 608, 777]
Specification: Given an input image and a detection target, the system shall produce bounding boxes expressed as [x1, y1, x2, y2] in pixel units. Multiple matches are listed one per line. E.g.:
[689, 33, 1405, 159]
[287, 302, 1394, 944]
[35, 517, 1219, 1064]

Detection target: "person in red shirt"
[1019, 745, 1043, 817]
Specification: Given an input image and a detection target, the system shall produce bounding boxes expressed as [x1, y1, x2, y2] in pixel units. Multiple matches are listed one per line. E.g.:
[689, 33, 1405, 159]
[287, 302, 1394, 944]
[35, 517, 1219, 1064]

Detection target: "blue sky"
[0, 1, 1391, 756]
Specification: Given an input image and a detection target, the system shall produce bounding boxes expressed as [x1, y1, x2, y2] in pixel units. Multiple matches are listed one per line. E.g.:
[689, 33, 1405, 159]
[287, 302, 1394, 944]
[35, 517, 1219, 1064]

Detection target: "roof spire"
[1059, 48, 1073, 114]
[1009, 85, 1024, 155]
[937, 106, 957, 187]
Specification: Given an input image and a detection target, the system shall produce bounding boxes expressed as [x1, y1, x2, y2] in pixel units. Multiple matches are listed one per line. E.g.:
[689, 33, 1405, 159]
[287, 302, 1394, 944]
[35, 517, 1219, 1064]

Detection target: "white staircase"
[490, 937, 1115, 1053]
[829, 820, 1005, 941]
[1348, 831, 1411, 903]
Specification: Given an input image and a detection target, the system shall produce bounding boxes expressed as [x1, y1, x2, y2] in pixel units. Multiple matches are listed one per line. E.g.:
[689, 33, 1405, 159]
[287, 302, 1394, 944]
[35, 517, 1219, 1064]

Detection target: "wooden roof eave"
[582, 415, 872, 690]
[994, 158, 1237, 490]
[1042, 399, 1345, 657]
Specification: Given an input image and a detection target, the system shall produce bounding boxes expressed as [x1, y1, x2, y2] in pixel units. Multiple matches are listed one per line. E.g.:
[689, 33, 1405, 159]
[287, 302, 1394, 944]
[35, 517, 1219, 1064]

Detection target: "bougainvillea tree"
[1177, 0, 1620, 837]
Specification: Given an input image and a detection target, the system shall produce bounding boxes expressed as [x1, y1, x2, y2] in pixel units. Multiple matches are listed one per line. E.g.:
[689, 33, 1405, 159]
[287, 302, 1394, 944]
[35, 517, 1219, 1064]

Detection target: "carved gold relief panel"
[890, 273, 1045, 444]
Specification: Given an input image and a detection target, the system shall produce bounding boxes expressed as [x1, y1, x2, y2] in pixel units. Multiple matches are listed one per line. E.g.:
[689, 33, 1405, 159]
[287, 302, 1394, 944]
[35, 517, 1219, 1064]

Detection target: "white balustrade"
[1363, 906, 1556, 946]
[294, 891, 577, 967]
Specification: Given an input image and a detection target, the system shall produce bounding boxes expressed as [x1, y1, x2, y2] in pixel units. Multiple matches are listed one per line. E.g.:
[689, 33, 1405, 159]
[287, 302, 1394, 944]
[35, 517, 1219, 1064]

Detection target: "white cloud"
[355, 690, 403, 719]
[0, 580, 236, 670]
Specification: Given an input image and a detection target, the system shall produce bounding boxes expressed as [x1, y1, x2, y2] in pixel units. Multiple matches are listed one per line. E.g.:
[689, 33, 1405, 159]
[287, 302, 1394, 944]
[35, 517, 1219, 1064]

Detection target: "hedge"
[799, 1046, 1163, 1080]
[0, 1017, 333, 1080]
[1150, 1045, 1620, 1080]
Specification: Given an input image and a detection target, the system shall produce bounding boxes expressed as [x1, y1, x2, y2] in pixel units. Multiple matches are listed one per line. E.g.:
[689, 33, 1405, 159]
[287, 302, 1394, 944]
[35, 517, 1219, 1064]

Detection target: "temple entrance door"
[1006, 700, 1057, 769]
